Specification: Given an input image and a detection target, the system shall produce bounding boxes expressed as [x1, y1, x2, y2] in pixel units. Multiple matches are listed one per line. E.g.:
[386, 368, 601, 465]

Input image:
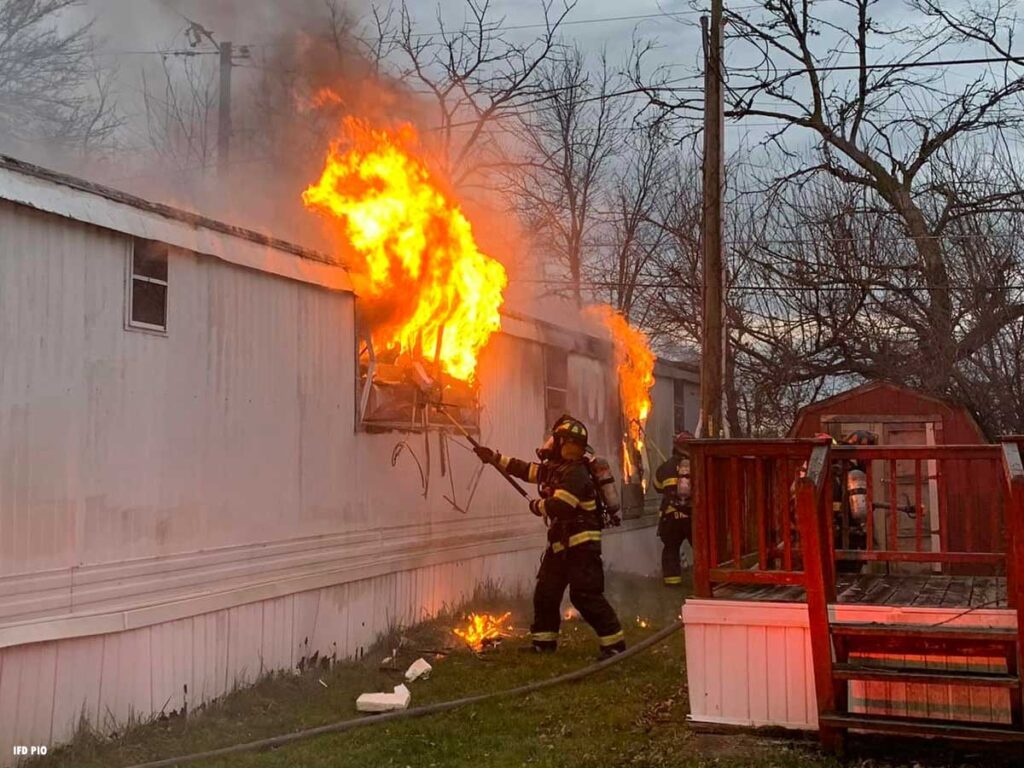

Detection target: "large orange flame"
[587, 305, 655, 481]
[302, 118, 507, 382]
[588, 305, 655, 433]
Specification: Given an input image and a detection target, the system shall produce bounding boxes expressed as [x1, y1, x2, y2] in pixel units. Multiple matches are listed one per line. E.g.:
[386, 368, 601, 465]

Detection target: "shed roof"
[788, 380, 986, 438]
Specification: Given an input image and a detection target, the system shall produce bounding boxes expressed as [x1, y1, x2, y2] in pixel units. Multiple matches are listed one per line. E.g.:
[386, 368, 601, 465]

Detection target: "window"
[673, 379, 688, 433]
[543, 344, 568, 429]
[355, 330, 480, 433]
[127, 238, 168, 332]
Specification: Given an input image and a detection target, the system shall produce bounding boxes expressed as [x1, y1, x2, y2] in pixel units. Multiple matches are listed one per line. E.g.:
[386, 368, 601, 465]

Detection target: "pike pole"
[433, 404, 531, 499]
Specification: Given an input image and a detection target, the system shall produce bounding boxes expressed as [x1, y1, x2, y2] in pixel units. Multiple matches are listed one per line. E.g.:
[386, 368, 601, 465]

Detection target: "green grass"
[28, 573, 1023, 768]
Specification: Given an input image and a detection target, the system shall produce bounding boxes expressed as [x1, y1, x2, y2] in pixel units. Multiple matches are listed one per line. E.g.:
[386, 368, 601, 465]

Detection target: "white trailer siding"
[0, 188, 685, 762]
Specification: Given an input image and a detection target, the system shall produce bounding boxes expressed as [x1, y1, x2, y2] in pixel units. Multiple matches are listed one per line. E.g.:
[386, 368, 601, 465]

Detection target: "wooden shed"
[788, 381, 1000, 559]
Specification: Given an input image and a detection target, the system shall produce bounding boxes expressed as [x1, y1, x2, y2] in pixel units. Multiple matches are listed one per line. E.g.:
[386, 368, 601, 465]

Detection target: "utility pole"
[217, 41, 233, 178]
[699, 0, 725, 438]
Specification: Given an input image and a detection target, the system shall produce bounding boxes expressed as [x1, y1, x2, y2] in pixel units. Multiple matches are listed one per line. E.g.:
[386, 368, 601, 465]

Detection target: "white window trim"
[125, 238, 169, 335]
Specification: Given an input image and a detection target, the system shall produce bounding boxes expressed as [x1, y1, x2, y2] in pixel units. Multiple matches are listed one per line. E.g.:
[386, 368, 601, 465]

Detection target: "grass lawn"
[29, 573, 1024, 768]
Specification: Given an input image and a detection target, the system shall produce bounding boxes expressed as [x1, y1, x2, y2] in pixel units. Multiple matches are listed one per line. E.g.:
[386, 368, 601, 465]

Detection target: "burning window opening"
[303, 118, 507, 431]
[356, 330, 479, 433]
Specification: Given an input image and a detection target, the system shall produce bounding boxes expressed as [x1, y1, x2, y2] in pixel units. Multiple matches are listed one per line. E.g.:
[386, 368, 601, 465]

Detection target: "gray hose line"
[125, 619, 684, 768]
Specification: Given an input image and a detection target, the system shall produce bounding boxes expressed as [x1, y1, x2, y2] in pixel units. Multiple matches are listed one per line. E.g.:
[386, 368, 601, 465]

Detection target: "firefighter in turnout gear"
[833, 430, 878, 573]
[654, 432, 693, 586]
[473, 415, 626, 658]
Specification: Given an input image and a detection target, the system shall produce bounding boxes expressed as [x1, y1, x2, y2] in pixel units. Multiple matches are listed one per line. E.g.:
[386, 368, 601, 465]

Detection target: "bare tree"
[0, 0, 120, 151]
[587, 118, 673, 321]
[506, 46, 626, 306]
[632, 0, 1024, 428]
[140, 53, 218, 170]
[376, 0, 577, 188]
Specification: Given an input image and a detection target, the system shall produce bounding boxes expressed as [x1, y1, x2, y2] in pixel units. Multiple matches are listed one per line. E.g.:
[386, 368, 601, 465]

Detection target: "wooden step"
[832, 663, 1020, 688]
[819, 712, 1024, 742]
[830, 622, 1018, 655]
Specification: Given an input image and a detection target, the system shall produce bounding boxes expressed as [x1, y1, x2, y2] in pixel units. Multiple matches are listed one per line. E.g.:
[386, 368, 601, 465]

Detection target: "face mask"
[536, 435, 556, 462]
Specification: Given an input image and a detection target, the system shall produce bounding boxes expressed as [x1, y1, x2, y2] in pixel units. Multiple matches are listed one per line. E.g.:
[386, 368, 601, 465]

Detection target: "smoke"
[3, 0, 534, 292]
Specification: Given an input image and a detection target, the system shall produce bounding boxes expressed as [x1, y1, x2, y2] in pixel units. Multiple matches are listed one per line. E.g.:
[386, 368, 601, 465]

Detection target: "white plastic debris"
[356, 684, 411, 713]
[404, 657, 432, 683]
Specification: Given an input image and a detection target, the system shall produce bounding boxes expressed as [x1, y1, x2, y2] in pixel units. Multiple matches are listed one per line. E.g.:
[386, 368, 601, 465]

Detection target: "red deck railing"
[690, 439, 1012, 599]
[690, 437, 1024, 745]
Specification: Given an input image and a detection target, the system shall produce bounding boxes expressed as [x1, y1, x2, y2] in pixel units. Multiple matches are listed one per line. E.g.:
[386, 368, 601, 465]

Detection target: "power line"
[728, 55, 1024, 77]
[511, 277, 1024, 292]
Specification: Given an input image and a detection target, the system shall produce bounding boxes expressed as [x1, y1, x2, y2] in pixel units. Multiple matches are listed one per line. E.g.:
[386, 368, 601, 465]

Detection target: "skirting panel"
[682, 599, 1017, 731]
[0, 523, 658, 766]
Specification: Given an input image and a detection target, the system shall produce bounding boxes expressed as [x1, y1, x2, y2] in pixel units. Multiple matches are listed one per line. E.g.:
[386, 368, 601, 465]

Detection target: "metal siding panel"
[190, 612, 228, 704]
[226, 603, 264, 686]
[51, 635, 104, 741]
[149, 618, 192, 717]
[0, 642, 56, 752]
[260, 595, 295, 674]
[96, 629, 145, 729]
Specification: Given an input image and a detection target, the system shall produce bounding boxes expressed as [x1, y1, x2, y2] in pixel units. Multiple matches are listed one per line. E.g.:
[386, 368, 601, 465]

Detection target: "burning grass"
[452, 611, 512, 651]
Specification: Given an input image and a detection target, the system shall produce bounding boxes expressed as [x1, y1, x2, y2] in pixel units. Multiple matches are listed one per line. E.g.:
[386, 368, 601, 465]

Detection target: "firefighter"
[834, 430, 878, 572]
[472, 415, 626, 658]
[654, 431, 693, 587]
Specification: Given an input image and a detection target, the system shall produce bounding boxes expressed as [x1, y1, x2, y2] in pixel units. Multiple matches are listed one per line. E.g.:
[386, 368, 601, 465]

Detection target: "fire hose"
[124, 618, 683, 768]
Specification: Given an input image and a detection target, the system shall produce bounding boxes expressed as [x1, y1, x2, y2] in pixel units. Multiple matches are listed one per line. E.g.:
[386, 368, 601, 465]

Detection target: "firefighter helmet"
[552, 414, 589, 446]
[843, 430, 878, 446]
[672, 431, 694, 453]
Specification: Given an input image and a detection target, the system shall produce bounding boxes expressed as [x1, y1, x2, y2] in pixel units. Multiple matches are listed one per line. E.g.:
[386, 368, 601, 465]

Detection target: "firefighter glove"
[529, 498, 545, 517]
[473, 445, 497, 464]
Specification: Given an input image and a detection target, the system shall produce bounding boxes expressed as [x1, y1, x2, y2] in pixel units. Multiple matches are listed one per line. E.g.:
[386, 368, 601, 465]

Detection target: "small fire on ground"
[453, 612, 512, 651]
[636, 616, 650, 629]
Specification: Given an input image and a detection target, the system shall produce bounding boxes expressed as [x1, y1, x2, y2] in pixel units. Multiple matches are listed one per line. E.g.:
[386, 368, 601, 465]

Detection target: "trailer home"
[0, 156, 697, 762]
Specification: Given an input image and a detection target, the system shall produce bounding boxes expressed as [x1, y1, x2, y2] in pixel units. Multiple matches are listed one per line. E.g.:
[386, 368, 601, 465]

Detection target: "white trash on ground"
[404, 657, 432, 682]
[356, 684, 412, 713]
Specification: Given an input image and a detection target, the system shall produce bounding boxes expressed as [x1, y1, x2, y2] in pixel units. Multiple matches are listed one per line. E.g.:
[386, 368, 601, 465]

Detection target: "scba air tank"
[588, 455, 620, 516]
[847, 468, 868, 520]
[677, 458, 692, 502]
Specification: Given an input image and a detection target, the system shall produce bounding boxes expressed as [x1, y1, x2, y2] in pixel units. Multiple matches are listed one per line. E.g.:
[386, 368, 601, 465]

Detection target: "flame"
[563, 607, 579, 621]
[586, 305, 654, 444]
[453, 611, 511, 651]
[636, 616, 649, 629]
[303, 118, 507, 382]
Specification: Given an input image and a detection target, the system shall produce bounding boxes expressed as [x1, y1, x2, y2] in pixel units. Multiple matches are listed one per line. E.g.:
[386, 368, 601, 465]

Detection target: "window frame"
[125, 237, 169, 335]
[542, 343, 569, 430]
[354, 327, 481, 434]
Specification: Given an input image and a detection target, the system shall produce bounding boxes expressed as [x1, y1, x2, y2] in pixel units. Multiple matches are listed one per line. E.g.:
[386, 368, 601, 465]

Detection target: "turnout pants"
[530, 543, 625, 651]
[658, 514, 692, 585]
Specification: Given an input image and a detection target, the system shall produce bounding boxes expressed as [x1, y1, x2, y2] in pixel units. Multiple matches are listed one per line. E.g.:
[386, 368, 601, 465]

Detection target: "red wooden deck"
[688, 437, 1024, 748]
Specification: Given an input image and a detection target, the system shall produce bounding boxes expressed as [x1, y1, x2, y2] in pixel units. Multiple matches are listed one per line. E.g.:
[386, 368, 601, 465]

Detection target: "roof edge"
[0, 155, 337, 267]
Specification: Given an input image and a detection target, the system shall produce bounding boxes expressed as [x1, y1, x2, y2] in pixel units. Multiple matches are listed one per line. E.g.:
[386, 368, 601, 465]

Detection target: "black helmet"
[552, 414, 589, 446]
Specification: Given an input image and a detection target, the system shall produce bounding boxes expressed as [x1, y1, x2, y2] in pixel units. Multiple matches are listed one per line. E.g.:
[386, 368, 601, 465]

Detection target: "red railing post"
[1000, 440, 1024, 726]
[691, 443, 712, 598]
[797, 443, 840, 750]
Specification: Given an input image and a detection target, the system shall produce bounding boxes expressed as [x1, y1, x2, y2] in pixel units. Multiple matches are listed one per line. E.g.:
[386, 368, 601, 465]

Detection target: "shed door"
[828, 418, 942, 573]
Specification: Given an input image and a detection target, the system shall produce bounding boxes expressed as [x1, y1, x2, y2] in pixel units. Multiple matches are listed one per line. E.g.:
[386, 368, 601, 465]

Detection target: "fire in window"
[127, 238, 168, 332]
[356, 327, 480, 432]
